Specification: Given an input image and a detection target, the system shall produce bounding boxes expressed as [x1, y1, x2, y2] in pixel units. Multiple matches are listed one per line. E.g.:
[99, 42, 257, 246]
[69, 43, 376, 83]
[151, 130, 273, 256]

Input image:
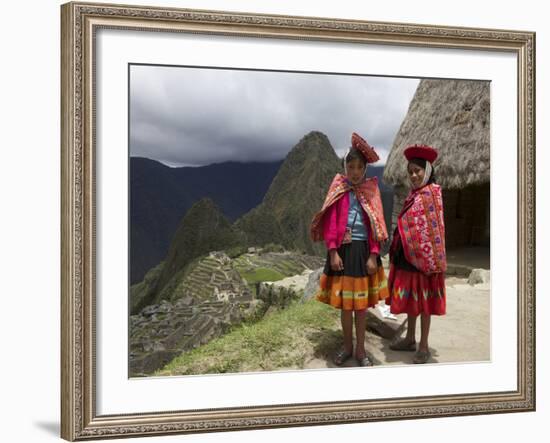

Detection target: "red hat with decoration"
[351, 132, 380, 164]
[403, 144, 438, 163]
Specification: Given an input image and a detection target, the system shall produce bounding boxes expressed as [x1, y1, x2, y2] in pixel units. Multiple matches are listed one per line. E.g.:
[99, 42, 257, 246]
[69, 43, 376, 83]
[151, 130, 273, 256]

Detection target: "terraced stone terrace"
[129, 249, 325, 376]
[129, 294, 262, 376]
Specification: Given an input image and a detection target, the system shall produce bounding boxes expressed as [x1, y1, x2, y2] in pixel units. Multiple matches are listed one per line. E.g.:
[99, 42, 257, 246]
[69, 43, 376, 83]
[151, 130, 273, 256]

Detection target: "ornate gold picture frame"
[61, 1, 535, 440]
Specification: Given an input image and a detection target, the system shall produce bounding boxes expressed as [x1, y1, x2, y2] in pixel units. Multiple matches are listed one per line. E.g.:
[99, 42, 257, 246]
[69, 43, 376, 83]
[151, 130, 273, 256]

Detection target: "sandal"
[389, 337, 417, 352]
[333, 348, 353, 366]
[413, 350, 431, 364]
[356, 355, 374, 367]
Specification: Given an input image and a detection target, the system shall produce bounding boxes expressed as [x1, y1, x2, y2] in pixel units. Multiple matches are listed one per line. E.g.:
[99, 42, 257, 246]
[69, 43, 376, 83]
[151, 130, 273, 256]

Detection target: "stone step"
[186, 280, 209, 292]
[202, 298, 225, 305]
[201, 303, 223, 310]
[196, 270, 211, 278]
[199, 268, 218, 277]
[201, 258, 218, 266]
[184, 276, 205, 286]
[176, 305, 194, 312]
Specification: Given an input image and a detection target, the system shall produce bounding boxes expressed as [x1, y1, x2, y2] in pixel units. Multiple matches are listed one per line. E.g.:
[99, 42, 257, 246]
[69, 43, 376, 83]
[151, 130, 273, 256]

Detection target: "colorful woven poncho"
[310, 174, 388, 243]
[397, 183, 447, 274]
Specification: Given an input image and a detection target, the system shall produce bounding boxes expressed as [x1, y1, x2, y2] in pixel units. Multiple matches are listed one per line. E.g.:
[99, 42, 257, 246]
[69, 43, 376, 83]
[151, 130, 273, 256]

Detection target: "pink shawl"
[310, 174, 388, 243]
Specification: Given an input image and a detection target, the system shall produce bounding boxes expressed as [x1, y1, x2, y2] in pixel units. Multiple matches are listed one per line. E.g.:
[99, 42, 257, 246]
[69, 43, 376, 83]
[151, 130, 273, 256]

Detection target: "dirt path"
[302, 275, 490, 368]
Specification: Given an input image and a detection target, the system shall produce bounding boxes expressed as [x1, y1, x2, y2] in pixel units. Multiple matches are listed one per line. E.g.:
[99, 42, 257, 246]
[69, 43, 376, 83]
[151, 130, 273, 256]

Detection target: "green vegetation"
[239, 267, 285, 295]
[226, 244, 248, 258]
[273, 259, 303, 275]
[153, 198, 245, 300]
[262, 243, 285, 253]
[240, 267, 285, 285]
[233, 131, 339, 258]
[154, 298, 341, 376]
[130, 261, 165, 315]
[232, 254, 306, 279]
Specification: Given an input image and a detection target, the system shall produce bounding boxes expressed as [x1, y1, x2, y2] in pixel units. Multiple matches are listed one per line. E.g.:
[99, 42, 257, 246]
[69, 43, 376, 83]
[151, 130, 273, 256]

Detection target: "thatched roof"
[383, 79, 490, 189]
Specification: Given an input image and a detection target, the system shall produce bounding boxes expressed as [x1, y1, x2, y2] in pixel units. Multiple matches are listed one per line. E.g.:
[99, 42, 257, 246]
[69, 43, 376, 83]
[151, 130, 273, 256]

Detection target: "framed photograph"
[61, 1, 535, 440]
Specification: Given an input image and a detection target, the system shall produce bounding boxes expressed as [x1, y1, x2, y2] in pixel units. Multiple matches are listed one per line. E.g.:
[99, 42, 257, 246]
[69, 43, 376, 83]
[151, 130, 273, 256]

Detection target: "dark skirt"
[316, 240, 389, 311]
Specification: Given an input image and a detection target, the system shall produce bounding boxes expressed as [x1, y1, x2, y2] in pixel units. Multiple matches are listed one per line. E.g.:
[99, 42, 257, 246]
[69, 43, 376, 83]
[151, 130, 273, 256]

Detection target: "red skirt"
[385, 264, 446, 316]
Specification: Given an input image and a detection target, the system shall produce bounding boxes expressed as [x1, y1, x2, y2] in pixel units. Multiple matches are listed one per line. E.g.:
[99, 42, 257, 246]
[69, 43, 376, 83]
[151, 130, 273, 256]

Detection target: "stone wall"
[129, 250, 325, 376]
[129, 293, 263, 376]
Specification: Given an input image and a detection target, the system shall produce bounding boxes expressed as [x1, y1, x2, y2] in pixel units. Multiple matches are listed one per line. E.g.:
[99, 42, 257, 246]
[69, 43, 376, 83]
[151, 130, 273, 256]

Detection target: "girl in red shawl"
[386, 144, 447, 364]
[310, 133, 389, 367]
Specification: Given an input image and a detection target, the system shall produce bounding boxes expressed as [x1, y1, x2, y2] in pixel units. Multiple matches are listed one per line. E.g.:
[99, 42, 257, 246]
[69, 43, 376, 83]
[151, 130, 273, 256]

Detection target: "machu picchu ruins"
[129, 249, 325, 376]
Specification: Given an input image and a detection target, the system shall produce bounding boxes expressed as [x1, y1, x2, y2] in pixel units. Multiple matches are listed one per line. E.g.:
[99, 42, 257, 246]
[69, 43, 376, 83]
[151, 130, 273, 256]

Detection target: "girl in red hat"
[386, 144, 447, 364]
[310, 133, 389, 367]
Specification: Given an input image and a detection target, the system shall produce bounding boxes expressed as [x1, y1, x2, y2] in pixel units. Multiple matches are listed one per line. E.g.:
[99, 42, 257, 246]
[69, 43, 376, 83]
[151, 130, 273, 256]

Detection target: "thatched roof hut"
[383, 79, 490, 189]
[383, 79, 491, 251]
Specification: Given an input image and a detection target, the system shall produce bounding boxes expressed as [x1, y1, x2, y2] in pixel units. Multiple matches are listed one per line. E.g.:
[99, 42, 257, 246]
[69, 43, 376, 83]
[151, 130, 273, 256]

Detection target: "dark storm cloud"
[130, 65, 419, 166]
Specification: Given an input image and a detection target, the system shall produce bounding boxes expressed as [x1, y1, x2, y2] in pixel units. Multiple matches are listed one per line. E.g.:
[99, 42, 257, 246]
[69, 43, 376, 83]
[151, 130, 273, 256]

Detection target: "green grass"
[274, 259, 303, 275]
[239, 267, 285, 284]
[154, 299, 341, 376]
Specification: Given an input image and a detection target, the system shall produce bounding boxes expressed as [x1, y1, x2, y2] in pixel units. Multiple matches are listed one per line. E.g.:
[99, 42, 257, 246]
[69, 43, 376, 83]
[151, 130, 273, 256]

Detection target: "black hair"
[408, 157, 437, 184]
[343, 147, 367, 167]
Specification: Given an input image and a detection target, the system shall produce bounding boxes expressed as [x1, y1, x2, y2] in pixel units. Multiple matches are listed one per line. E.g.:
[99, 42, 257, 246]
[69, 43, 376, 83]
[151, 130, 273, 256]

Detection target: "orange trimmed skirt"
[316, 240, 389, 311]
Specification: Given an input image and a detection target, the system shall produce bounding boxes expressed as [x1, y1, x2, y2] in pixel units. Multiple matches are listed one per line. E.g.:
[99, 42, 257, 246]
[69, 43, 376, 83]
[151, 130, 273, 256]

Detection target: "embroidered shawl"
[397, 183, 446, 274]
[310, 174, 388, 242]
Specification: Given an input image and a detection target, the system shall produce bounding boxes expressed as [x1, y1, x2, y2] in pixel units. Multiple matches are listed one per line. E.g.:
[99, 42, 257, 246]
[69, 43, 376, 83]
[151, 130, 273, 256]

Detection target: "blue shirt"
[347, 191, 368, 241]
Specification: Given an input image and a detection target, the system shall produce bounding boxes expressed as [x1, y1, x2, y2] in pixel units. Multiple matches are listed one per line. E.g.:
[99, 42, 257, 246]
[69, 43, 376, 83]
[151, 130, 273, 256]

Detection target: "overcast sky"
[130, 64, 419, 167]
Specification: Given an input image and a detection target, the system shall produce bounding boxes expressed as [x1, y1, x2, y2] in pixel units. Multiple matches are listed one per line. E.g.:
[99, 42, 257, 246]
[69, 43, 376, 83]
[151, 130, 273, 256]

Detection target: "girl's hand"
[330, 250, 344, 272]
[366, 254, 378, 275]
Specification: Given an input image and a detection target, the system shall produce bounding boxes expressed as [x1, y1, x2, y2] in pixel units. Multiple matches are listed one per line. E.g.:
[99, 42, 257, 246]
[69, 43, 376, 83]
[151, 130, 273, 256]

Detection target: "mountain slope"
[234, 131, 341, 255]
[132, 198, 245, 312]
[130, 157, 282, 284]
